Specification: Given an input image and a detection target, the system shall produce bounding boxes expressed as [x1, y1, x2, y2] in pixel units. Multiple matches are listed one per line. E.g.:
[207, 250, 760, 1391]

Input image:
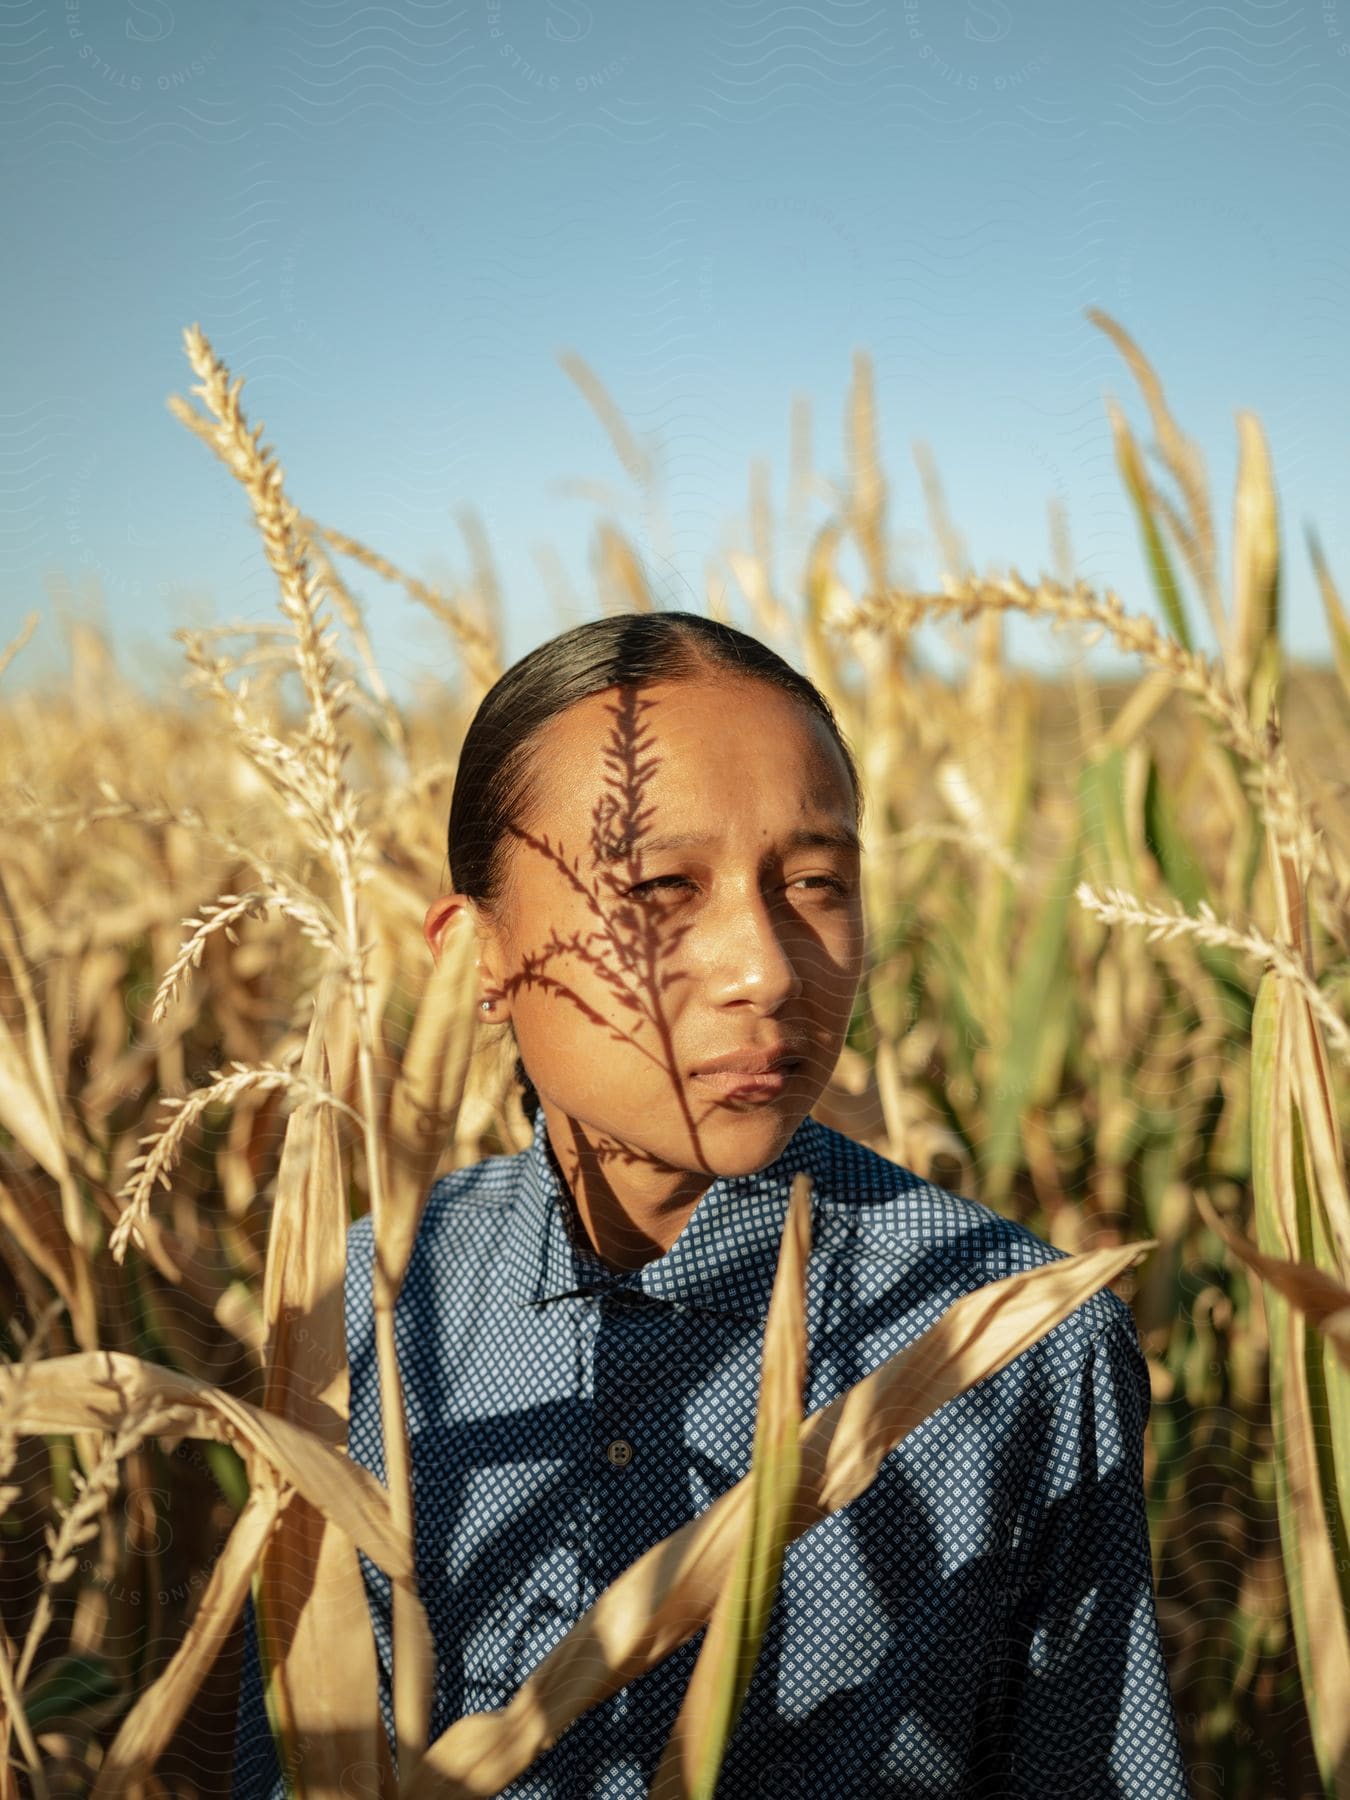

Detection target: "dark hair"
[447, 611, 865, 1126]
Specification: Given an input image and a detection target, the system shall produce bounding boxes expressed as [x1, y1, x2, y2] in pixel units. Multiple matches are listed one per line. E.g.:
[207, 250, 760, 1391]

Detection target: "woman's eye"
[627, 875, 847, 899]
[629, 875, 693, 897]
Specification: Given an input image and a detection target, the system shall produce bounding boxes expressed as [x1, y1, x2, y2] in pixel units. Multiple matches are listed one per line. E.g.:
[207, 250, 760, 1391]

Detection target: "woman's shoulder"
[804, 1115, 1138, 1384]
[344, 1142, 529, 1267]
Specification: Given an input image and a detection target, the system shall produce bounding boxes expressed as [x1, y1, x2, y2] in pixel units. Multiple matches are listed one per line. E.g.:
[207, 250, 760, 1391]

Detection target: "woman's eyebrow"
[600, 825, 861, 862]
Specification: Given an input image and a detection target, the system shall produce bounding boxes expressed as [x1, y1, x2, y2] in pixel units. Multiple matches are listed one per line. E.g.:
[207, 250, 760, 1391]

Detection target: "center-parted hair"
[447, 610, 865, 1125]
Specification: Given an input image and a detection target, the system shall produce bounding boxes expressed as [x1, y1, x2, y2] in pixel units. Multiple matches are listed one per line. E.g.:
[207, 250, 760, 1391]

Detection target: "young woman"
[233, 612, 1189, 1797]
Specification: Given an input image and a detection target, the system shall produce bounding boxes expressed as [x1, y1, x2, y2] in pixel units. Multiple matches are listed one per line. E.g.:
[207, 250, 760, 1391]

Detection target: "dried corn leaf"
[260, 977, 348, 1426]
[1306, 525, 1350, 712]
[650, 1170, 812, 1799]
[0, 1011, 69, 1190]
[801, 519, 845, 701]
[90, 1483, 285, 1799]
[596, 524, 655, 617]
[0, 1171, 81, 1322]
[847, 351, 887, 593]
[727, 549, 782, 645]
[255, 974, 399, 1798]
[1251, 968, 1350, 1795]
[1195, 1189, 1350, 1365]
[1103, 667, 1175, 753]
[555, 352, 653, 493]
[1087, 308, 1222, 643]
[404, 1239, 1152, 1799]
[0, 1353, 410, 1581]
[0, 874, 99, 1328]
[381, 915, 478, 1294]
[218, 1090, 279, 1220]
[1230, 410, 1280, 709]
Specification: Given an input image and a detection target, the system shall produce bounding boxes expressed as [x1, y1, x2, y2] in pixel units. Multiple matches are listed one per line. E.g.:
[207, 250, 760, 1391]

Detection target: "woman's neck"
[541, 1107, 713, 1272]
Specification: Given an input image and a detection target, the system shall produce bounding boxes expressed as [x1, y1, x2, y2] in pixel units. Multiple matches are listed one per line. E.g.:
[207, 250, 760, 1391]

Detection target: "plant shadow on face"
[493, 681, 844, 1208]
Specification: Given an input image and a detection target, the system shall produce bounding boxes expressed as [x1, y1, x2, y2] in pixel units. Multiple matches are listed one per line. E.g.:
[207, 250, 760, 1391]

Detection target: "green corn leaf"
[1080, 745, 1138, 888]
[22, 1654, 120, 1729]
[1142, 761, 1252, 1038]
[982, 796, 1082, 1208]
[1107, 398, 1194, 653]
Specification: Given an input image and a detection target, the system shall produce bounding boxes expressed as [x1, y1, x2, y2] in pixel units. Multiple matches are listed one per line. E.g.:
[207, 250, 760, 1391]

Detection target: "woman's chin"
[681, 1097, 812, 1166]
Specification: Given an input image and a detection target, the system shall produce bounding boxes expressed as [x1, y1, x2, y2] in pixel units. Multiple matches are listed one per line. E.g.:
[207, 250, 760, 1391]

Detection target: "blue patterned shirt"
[233, 1105, 1189, 1797]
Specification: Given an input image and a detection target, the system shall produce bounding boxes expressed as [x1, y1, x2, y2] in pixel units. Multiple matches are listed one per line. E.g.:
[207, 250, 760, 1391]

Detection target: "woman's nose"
[702, 889, 805, 1008]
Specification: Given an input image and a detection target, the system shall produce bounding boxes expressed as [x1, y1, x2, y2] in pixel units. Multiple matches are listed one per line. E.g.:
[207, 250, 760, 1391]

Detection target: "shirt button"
[605, 1437, 634, 1468]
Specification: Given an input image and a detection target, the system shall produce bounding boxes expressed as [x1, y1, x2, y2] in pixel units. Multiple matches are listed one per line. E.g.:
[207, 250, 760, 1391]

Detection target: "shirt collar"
[500, 1105, 835, 1324]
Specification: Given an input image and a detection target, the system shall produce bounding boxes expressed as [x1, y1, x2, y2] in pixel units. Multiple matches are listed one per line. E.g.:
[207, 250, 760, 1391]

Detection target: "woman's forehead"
[542, 676, 829, 755]
[530, 678, 848, 812]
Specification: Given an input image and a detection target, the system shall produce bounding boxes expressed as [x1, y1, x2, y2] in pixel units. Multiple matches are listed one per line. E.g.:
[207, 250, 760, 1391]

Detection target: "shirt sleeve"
[973, 1302, 1192, 1798]
[231, 1589, 284, 1800]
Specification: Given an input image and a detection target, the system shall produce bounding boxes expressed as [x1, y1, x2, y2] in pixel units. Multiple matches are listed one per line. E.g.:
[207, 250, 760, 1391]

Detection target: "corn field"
[1, 309, 1349, 1798]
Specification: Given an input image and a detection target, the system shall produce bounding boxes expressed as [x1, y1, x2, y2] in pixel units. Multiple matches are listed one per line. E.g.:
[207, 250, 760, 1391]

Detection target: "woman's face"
[432, 674, 866, 1184]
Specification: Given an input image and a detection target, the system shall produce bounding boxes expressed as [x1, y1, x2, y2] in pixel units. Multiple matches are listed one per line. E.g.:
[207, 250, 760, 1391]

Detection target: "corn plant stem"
[338, 867, 423, 1782]
[0, 1628, 48, 1800]
[13, 1586, 55, 1696]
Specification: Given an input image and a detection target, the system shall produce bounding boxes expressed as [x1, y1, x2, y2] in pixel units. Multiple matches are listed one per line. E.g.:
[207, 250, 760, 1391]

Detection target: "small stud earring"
[480, 998, 493, 1013]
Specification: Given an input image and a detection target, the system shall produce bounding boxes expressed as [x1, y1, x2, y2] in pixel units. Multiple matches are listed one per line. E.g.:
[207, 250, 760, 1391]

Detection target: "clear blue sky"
[5, 0, 1349, 703]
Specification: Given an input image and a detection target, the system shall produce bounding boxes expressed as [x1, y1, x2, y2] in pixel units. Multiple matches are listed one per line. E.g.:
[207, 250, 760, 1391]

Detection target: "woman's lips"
[692, 1060, 802, 1097]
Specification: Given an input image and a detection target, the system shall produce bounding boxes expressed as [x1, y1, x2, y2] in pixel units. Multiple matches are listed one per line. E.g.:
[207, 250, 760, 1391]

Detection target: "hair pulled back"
[447, 610, 864, 1126]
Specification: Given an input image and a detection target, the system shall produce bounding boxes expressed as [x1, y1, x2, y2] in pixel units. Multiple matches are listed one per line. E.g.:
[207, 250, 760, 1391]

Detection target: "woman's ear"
[423, 893, 476, 966]
[424, 898, 511, 1019]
